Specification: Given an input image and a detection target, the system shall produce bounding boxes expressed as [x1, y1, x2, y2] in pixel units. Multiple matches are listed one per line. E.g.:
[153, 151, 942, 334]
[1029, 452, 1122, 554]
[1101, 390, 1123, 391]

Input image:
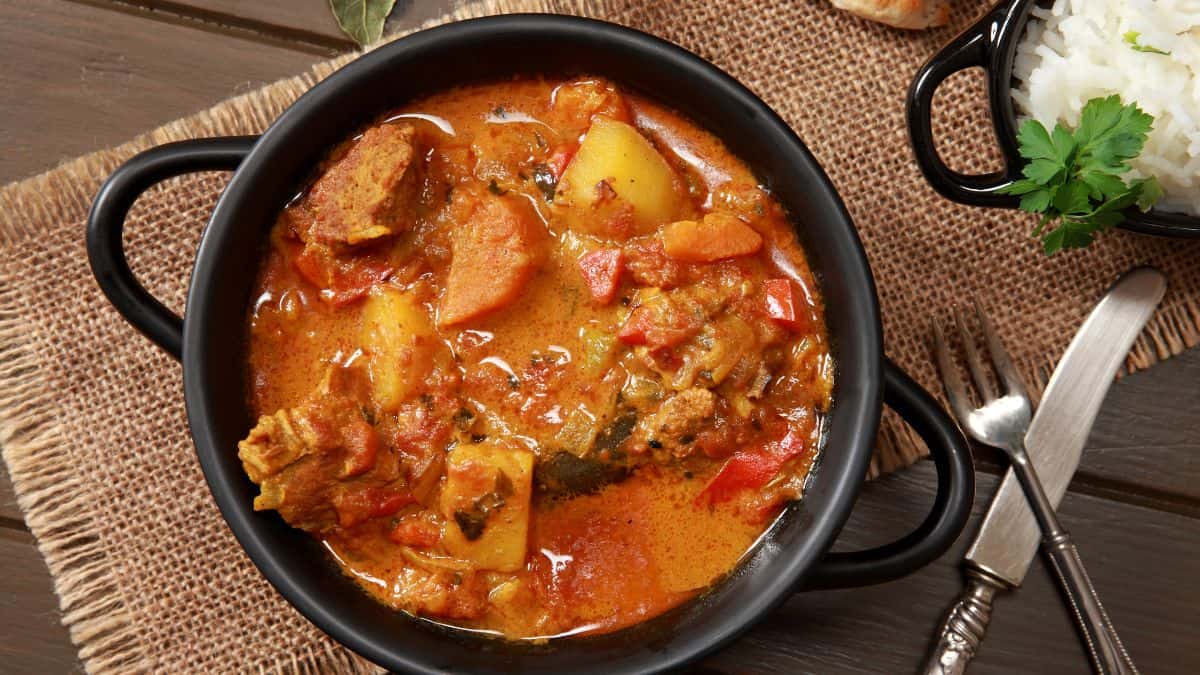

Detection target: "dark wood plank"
[0, 0, 320, 183]
[154, 0, 468, 48]
[1075, 347, 1200, 505]
[704, 462, 1200, 674]
[0, 529, 83, 673]
[130, 0, 352, 46]
[0, 464, 21, 525]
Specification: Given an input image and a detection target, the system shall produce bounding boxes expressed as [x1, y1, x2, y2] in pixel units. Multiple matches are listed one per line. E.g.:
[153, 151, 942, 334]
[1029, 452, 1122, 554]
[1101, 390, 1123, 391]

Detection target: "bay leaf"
[330, 0, 398, 47]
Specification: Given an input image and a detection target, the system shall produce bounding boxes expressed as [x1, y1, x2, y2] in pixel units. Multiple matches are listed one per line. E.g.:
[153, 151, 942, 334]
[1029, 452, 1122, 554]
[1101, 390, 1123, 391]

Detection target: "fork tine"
[954, 305, 999, 403]
[932, 318, 976, 426]
[973, 297, 1029, 399]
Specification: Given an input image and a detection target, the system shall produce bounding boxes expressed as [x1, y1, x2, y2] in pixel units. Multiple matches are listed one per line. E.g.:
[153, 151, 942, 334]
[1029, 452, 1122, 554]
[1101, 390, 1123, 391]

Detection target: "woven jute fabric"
[2, 0, 1197, 672]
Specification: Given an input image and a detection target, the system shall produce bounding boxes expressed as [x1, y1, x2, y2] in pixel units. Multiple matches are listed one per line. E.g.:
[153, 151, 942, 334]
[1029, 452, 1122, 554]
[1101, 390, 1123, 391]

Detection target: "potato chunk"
[439, 439, 533, 572]
[360, 287, 441, 412]
[439, 193, 544, 327]
[556, 116, 683, 239]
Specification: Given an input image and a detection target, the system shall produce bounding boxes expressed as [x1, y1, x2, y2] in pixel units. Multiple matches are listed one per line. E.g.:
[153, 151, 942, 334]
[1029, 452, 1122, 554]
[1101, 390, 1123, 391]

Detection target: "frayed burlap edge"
[1, 0, 1198, 672]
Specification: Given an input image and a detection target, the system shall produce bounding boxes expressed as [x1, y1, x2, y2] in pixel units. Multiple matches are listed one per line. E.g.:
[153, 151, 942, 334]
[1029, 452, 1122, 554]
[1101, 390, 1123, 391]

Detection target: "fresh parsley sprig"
[1123, 31, 1171, 56]
[1000, 95, 1163, 255]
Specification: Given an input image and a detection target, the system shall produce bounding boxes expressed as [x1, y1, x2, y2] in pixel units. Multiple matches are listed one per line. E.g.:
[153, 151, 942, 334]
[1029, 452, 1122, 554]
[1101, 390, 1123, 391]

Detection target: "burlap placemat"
[2, 0, 1197, 672]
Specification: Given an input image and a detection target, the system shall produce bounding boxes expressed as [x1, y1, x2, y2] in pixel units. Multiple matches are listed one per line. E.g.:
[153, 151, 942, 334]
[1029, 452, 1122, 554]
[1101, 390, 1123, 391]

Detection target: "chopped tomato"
[617, 291, 702, 349]
[547, 144, 578, 180]
[294, 244, 391, 306]
[617, 304, 698, 349]
[334, 487, 415, 528]
[578, 248, 623, 304]
[389, 514, 442, 548]
[695, 426, 808, 507]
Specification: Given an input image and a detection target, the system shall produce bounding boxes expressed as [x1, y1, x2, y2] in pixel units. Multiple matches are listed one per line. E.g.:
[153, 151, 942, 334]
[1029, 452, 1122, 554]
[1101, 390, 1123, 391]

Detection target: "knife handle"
[1044, 532, 1139, 675]
[921, 567, 1008, 675]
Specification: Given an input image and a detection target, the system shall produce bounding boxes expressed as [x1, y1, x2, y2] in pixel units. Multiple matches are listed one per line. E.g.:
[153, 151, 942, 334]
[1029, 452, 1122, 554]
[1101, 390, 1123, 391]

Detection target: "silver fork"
[933, 301, 1137, 675]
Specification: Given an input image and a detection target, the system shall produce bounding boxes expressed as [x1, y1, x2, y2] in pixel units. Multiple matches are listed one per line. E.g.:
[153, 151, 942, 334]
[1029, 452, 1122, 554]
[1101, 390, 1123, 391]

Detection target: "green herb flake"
[998, 95, 1163, 255]
[1123, 31, 1171, 55]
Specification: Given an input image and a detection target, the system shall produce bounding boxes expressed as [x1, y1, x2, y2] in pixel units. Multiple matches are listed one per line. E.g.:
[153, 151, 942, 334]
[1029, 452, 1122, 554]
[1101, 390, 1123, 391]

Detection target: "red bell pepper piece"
[695, 427, 808, 507]
[578, 248, 623, 304]
[763, 278, 809, 332]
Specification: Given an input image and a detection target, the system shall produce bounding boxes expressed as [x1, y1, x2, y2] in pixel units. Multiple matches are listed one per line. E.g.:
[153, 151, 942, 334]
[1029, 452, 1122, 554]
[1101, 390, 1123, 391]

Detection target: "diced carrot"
[661, 213, 763, 262]
[439, 195, 544, 327]
[578, 248, 623, 304]
[695, 426, 808, 507]
[763, 278, 810, 332]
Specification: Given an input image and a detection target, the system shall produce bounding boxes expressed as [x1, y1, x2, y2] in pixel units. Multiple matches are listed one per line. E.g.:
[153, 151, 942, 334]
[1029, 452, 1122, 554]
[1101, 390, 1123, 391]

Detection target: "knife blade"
[923, 266, 1166, 675]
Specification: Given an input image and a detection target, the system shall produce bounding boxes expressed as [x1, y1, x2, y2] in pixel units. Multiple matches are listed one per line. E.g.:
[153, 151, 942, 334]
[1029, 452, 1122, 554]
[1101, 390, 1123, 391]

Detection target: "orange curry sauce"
[241, 77, 833, 640]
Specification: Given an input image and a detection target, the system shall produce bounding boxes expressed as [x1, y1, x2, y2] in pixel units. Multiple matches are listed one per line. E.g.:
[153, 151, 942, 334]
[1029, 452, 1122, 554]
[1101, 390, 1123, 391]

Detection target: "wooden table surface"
[2, 2, 1198, 673]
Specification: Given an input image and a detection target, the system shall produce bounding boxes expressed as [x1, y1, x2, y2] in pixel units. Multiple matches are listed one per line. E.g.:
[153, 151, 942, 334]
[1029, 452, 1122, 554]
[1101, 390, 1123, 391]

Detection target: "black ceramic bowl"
[87, 15, 973, 674]
[908, 0, 1200, 238]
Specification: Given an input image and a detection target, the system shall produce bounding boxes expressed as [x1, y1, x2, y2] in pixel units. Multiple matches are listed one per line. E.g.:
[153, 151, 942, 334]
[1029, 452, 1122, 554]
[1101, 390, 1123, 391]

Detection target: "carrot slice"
[439, 195, 543, 327]
[661, 213, 763, 262]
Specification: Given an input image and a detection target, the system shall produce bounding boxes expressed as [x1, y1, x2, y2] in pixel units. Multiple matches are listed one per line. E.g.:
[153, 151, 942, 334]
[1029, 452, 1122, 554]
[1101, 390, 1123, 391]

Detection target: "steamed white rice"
[1012, 0, 1200, 216]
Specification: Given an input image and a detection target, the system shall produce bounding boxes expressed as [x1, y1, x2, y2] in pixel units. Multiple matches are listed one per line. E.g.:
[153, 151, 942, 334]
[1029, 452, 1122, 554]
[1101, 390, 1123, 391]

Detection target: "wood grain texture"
[705, 462, 1200, 674]
[0, 529, 82, 674]
[0, 0, 319, 183]
[1076, 348, 1200, 505]
[137, 0, 352, 45]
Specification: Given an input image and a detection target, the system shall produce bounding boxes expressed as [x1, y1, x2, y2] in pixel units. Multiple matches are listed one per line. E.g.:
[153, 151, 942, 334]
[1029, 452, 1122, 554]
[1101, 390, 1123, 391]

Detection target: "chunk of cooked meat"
[438, 191, 544, 327]
[238, 380, 409, 532]
[631, 387, 716, 458]
[299, 123, 422, 247]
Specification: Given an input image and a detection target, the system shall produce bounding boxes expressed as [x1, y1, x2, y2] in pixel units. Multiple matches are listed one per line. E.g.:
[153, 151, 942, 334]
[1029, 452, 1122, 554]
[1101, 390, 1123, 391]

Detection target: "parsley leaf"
[999, 96, 1163, 255]
[1123, 31, 1171, 56]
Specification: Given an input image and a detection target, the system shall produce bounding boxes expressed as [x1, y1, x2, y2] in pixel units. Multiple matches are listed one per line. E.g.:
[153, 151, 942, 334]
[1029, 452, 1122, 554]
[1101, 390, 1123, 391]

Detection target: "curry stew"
[240, 77, 833, 640]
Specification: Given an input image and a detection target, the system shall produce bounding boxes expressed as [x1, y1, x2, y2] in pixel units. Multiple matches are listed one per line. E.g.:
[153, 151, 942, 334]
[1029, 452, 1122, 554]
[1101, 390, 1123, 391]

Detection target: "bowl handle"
[906, 9, 1021, 208]
[803, 358, 975, 590]
[86, 137, 257, 360]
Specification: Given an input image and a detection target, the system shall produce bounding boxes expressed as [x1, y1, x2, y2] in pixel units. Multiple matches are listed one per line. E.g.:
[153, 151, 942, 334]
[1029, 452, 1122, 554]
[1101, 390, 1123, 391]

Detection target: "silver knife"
[922, 267, 1167, 675]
